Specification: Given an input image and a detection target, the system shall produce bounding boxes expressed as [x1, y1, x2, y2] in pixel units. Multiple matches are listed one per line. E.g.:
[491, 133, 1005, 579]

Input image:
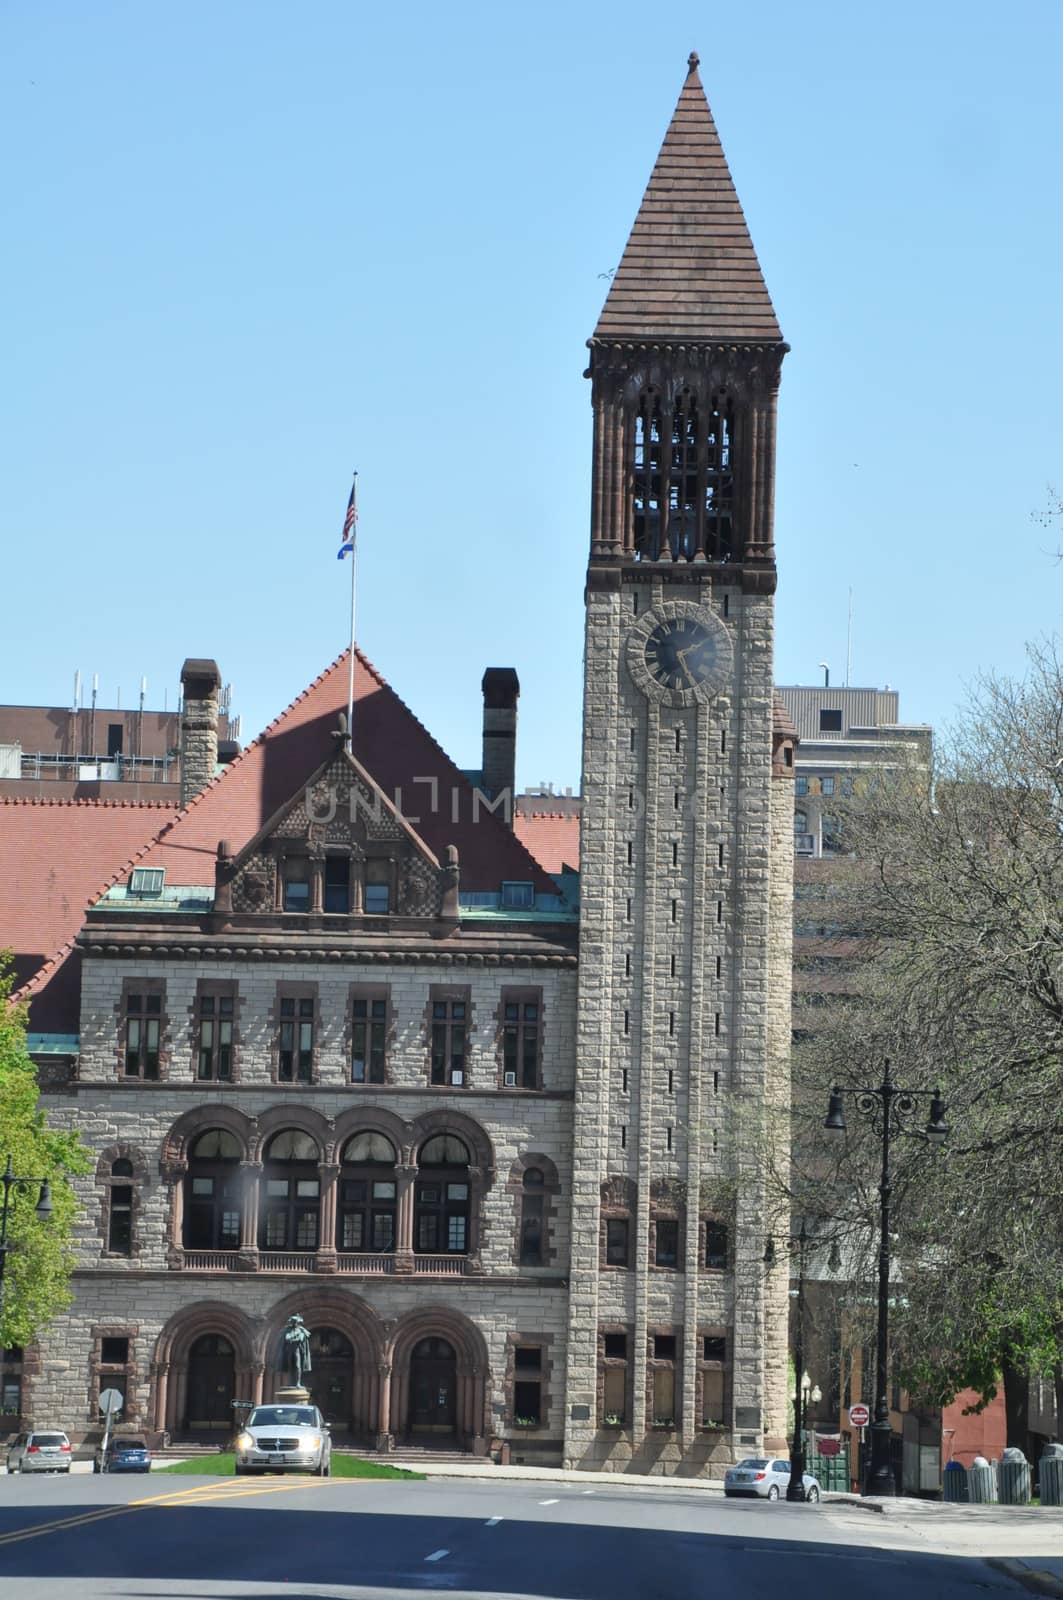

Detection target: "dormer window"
[501, 881, 534, 910]
[364, 859, 391, 915]
[283, 859, 309, 913]
[129, 867, 164, 897]
[323, 856, 350, 914]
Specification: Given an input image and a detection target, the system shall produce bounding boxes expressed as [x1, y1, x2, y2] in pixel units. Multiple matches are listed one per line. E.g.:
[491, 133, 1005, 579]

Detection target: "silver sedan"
[234, 1404, 331, 1476]
[723, 1457, 821, 1501]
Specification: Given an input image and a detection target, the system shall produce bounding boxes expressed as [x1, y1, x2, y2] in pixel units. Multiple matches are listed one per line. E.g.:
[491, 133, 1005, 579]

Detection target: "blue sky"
[3, 1, 1061, 791]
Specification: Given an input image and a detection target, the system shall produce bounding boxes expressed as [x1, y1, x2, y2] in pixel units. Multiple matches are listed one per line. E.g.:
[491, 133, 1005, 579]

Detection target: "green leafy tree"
[0, 956, 89, 1347]
[783, 644, 1063, 1453]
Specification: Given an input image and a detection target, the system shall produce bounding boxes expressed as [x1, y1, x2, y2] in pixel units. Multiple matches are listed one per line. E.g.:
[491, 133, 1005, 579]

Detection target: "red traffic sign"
[848, 1403, 870, 1428]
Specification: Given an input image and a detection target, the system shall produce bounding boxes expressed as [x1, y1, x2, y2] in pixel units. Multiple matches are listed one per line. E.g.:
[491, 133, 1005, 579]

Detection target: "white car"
[6, 1430, 73, 1474]
[234, 1404, 331, 1476]
[724, 1457, 821, 1501]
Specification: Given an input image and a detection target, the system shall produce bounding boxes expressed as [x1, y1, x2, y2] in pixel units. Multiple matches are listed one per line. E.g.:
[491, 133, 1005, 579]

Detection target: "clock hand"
[676, 643, 698, 686]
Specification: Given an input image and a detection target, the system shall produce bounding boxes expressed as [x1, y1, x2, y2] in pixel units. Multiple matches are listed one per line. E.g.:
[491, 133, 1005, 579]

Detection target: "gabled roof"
[131, 647, 556, 896]
[515, 812, 581, 876]
[593, 53, 782, 345]
[0, 798, 179, 1030]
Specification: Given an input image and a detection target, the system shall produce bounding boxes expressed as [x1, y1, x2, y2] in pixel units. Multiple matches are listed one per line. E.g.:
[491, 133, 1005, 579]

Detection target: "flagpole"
[346, 473, 358, 750]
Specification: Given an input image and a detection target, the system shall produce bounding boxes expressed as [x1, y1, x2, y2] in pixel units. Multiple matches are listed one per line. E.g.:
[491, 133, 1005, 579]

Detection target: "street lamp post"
[787, 1219, 809, 1502]
[0, 1156, 53, 1328]
[825, 1063, 949, 1497]
[765, 1219, 814, 1503]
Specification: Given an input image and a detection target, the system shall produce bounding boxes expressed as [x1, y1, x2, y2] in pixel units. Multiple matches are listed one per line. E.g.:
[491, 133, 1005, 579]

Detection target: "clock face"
[644, 618, 718, 691]
[626, 601, 733, 705]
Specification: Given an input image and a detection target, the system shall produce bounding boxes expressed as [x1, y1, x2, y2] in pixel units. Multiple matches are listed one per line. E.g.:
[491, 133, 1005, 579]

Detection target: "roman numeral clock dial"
[626, 602, 733, 707]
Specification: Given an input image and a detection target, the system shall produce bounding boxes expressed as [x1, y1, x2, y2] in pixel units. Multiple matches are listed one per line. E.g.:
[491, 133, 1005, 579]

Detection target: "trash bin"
[968, 1455, 997, 1503]
[1039, 1443, 1063, 1508]
[999, 1446, 1031, 1506]
[942, 1460, 968, 1503]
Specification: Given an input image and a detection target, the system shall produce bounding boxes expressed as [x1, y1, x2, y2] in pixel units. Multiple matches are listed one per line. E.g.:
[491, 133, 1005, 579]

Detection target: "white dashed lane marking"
[424, 1549, 449, 1562]
[539, 1498, 560, 1505]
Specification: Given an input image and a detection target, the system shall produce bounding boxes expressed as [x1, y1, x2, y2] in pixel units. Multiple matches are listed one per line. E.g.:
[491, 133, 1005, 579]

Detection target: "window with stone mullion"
[338, 1178, 395, 1252]
[430, 1000, 466, 1086]
[502, 995, 540, 1089]
[278, 997, 314, 1083]
[185, 1168, 241, 1251]
[261, 1166, 319, 1251]
[351, 997, 387, 1084]
[197, 993, 234, 1082]
[124, 994, 161, 1079]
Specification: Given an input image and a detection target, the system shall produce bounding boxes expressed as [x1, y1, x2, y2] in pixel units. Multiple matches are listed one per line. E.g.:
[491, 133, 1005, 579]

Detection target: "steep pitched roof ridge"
[120, 645, 556, 893]
[592, 55, 782, 345]
[0, 797, 173, 811]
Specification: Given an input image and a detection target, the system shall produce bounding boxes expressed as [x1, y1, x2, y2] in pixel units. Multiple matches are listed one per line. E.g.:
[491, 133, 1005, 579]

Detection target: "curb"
[409, 1462, 725, 1492]
[988, 1560, 1063, 1599]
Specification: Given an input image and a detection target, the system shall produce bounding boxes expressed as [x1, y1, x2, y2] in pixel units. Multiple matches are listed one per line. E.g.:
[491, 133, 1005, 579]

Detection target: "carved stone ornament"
[626, 600, 733, 707]
[240, 862, 274, 911]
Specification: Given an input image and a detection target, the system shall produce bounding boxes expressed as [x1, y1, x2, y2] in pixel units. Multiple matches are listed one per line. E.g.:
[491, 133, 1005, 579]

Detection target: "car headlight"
[236, 1433, 254, 1451]
[306, 1436, 322, 1450]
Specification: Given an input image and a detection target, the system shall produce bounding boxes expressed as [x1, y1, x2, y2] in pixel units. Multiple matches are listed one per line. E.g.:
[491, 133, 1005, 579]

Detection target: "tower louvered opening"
[632, 389, 734, 562]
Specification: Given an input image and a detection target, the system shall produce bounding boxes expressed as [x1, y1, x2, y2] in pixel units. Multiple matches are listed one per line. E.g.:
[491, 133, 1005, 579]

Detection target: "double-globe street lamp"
[824, 1064, 949, 1496]
[0, 1155, 53, 1324]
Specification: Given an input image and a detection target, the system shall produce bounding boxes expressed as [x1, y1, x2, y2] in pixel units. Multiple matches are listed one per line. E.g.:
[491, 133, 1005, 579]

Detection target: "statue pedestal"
[274, 1385, 311, 1405]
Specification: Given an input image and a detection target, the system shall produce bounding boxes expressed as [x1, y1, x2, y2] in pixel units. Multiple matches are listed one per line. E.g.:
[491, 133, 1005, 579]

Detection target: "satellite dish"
[99, 1387, 124, 1417]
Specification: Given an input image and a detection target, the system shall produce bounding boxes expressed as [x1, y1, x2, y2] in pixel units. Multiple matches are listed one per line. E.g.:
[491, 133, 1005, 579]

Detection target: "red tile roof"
[134, 647, 556, 896]
[593, 56, 782, 345]
[8, 648, 558, 1031]
[0, 799, 179, 1031]
[515, 812, 581, 876]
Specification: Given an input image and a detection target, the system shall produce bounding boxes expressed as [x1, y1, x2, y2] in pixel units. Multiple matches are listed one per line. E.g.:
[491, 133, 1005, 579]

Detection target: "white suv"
[6, 1430, 73, 1473]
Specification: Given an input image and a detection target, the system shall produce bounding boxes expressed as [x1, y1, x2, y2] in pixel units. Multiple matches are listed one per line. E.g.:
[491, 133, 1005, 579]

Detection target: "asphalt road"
[0, 1470, 1029, 1600]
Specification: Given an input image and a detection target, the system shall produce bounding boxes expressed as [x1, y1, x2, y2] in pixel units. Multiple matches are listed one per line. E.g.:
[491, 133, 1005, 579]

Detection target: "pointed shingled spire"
[593, 54, 782, 344]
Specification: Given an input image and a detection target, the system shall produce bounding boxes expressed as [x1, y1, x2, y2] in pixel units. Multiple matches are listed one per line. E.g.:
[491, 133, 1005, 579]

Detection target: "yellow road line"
[0, 1474, 340, 1549]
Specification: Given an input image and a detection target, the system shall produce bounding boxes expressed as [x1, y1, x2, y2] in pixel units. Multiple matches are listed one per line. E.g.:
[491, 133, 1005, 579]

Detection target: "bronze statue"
[280, 1313, 312, 1388]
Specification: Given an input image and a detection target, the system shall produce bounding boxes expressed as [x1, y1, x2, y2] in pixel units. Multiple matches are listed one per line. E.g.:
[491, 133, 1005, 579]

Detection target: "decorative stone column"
[394, 1164, 417, 1274]
[164, 1161, 187, 1269]
[173, 1366, 188, 1437]
[376, 1362, 393, 1452]
[153, 1362, 169, 1436]
[251, 1363, 264, 1406]
[466, 1165, 486, 1272]
[316, 1163, 340, 1271]
[238, 1162, 261, 1270]
[309, 846, 325, 914]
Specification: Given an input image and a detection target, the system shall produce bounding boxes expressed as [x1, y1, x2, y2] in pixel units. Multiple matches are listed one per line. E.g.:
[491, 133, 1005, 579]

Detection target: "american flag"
[337, 477, 357, 559]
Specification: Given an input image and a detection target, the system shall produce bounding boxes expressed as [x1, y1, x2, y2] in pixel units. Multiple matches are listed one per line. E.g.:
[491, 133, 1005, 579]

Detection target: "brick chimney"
[180, 658, 221, 807]
[481, 668, 519, 819]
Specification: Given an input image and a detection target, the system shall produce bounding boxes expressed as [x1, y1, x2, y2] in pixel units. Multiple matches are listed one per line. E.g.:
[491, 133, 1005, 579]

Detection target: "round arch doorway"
[186, 1334, 235, 1433]
[305, 1327, 354, 1433]
[408, 1337, 457, 1436]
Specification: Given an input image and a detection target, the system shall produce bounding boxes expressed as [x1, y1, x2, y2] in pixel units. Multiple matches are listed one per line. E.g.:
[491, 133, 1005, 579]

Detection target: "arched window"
[185, 1131, 242, 1251]
[108, 1158, 134, 1255]
[337, 1132, 396, 1254]
[632, 389, 734, 563]
[519, 1168, 545, 1266]
[415, 1134, 470, 1255]
[260, 1131, 319, 1253]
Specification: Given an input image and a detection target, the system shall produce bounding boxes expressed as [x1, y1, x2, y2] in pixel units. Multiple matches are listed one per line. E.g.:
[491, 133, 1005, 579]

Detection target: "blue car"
[94, 1436, 152, 1473]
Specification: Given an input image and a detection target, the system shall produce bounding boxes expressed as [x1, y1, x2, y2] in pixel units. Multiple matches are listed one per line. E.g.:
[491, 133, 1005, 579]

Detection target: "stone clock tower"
[563, 55, 795, 1473]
